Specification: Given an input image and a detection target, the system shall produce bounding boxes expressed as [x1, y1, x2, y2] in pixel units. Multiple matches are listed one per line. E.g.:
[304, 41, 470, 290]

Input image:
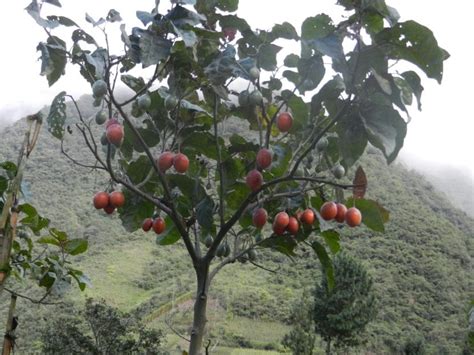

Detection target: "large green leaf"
[321, 230, 341, 255]
[37, 36, 67, 86]
[65, 239, 89, 255]
[121, 74, 146, 93]
[359, 101, 407, 164]
[258, 43, 282, 71]
[138, 30, 172, 68]
[260, 235, 297, 257]
[346, 197, 389, 232]
[297, 55, 325, 92]
[336, 112, 368, 168]
[401, 71, 424, 110]
[375, 21, 448, 83]
[0, 176, 7, 195]
[301, 14, 334, 40]
[119, 190, 155, 232]
[271, 22, 299, 40]
[196, 196, 215, 230]
[311, 241, 335, 290]
[216, 0, 238, 12]
[47, 91, 67, 140]
[156, 217, 180, 245]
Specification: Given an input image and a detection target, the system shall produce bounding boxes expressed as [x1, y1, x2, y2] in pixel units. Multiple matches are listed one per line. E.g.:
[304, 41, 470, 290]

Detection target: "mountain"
[0, 102, 473, 354]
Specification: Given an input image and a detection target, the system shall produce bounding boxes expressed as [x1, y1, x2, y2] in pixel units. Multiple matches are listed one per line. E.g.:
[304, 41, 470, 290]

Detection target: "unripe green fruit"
[316, 137, 329, 151]
[165, 95, 179, 110]
[92, 80, 107, 98]
[249, 67, 260, 80]
[249, 90, 263, 105]
[93, 96, 103, 107]
[238, 90, 250, 106]
[333, 164, 345, 179]
[95, 110, 107, 125]
[100, 132, 108, 146]
[137, 94, 151, 110]
[216, 243, 226, 257]
[224, 243, 231, 257]
[204, 235, 213, 248]
[248, 249, 257, 261]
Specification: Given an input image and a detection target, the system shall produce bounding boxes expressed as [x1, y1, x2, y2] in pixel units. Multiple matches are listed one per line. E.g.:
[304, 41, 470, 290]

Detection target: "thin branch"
[3, 288, 63, 305]
[248, 260, 279, 273]
[213, 94, 225, 227]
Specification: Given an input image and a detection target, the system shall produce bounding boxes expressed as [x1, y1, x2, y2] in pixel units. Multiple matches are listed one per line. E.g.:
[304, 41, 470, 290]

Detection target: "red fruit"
[109, 191, 125, 208]
[93, 192, 109, 210]
[105, 118, 119, 129]
[152, 217, 166, 234]
[276, 112, 293, 132]
[256, 149, 272, 170]
[272, 221, 286, 236]
[173, 153, 189, 173]
[103, 205, 115, 214]
[252, 208, 268, 228]
[335, 203, 348, 223]
[223, 27, 237, 41]
[300, 209, 315, 225]
[320, 202, 338, 221]
[345, 207, 362, 227]
[286, 216, 299, 235]
[157, 151, 175, 172]
[246, 169, 263, 192]
[274, 212, 290, 229]
[106, 123, 124, 146]
[142, 218, 153, 232]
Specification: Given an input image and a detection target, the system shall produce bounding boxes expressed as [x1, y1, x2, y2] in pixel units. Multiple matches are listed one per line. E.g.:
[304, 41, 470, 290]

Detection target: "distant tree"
[282, 289, 316, 354]
[40, 298, 166, 354]
[401, 335, 426, 355]
[313, 252, 377, 354]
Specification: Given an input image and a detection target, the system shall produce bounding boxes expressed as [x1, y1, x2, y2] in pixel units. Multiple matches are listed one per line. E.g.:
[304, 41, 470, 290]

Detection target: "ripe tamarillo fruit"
[274, 211, 290, 229]
[173, 153, 189, 173]
[300, 209, 315, 225]
[106, 118, 119, 129]
[142, 218, 153, 232]
[109, 191, 125, 208]
[93, 192, 109, 210]
[256, 148, 272, 170]
[276, 112, 293, 132]
[320, 201, 338, 221]
[103, 205, 115, 214]
[345, 207, 362, 227]
[335, 203, 348, 223]
[286, 216, 299, 235]
[152, 217, 166, 234]
[157, 152, 175, 172]
[246, 169, 263, 192]
[106, 123, 124, 146]
[252, 208, 268, 228]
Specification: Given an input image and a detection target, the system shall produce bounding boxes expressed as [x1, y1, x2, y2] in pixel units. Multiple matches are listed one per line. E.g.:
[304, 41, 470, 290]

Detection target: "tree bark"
[188, 261, 210, 355]
[2, 294, 17, 355]
[325, 338, 331, 355]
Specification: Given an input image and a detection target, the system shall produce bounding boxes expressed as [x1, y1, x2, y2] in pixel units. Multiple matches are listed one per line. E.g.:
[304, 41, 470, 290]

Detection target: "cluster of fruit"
[141, 216, 166, 234]
[320, 201, 361, 227]
[245, 112, 293, 191]
[93, 191, 125, 214]
[156, 151, 189, 173]
[252, 208, 315, 236]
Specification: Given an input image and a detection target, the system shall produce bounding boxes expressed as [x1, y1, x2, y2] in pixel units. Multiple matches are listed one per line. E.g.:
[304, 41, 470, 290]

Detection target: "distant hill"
[0, 98, 473, 354]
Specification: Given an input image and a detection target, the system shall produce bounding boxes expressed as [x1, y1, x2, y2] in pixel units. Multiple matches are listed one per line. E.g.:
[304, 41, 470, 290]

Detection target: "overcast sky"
[0, 0, 472, 177]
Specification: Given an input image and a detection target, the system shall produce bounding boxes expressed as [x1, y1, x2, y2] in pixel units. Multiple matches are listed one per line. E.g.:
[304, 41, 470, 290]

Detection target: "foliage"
[25, 0, 449, 352]
[282, 289, 316, 354]
[40, 298, 166, 354]
[313, 252, 377, 352]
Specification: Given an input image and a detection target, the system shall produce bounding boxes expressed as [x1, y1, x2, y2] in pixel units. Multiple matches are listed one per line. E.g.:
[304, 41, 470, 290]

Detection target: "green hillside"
[0, 108, 472, 354]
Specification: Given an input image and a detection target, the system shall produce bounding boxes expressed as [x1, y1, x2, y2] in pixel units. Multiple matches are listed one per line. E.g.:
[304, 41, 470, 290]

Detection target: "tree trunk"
[325, 338, 331, 355]
[2, 294, 17, 355]
[188, 261, 210, 355]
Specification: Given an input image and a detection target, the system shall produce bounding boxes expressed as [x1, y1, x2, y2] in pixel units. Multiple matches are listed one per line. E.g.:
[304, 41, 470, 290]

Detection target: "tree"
[0, 116, 89, 354]
[27, 0, 448, 352]
[282, 289, 316, 354]
[313, 252, 377, 354]
[40, 298, 166, 354]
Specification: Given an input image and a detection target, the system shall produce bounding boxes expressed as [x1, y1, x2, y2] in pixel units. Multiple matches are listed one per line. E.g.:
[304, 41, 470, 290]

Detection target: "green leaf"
[46, 16, 78, 27]
[106, 9, 122, 22]
[258, 43, 282, 71]
[270, 143, 292, 177]
[311, 241, 335, 290]
[0, 161, 18, 178]
[260, 235, 297, 257]
[49, 228, 68, 242]
[284, 54, 299, 67]
[119, 191, 155, 233]
[271, 22, 299, 40]
[47, 91, 67, 139]
[37, 236, 60, 246]
[138, 30, 172, 68]
[310, 75, 345, 116]
[156, 217, 180, 245]
[401, 71, 423, 110]
[321, 230, 341, 255]
[39, 272, 57, 289]
[226, 182, 248, 210]
[336, 112, 368, 168]
[0, 177, 7, 195]
[216, 0, 239, 12]
[375, 21, 448, 83]
[301, 14, 335, 40]
[297, 55, 325, 92]
[168, 174, 206, 204]
[172, 0, 197, 4]
[37, 36, 67, 86]
[26, 0, 60, 28]
[121, 75, 146, 93]
[64, 239, 88, 255]
[196, 196, 215, 230]
[361, 0, 399, 26]
[308, 34, 344, 62]
[359, 102, 407, 164]
[346, 197, 389, 232]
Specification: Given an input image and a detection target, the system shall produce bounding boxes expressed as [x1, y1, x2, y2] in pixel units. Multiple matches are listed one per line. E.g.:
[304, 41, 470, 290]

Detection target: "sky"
[0, 0, 473, 178]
